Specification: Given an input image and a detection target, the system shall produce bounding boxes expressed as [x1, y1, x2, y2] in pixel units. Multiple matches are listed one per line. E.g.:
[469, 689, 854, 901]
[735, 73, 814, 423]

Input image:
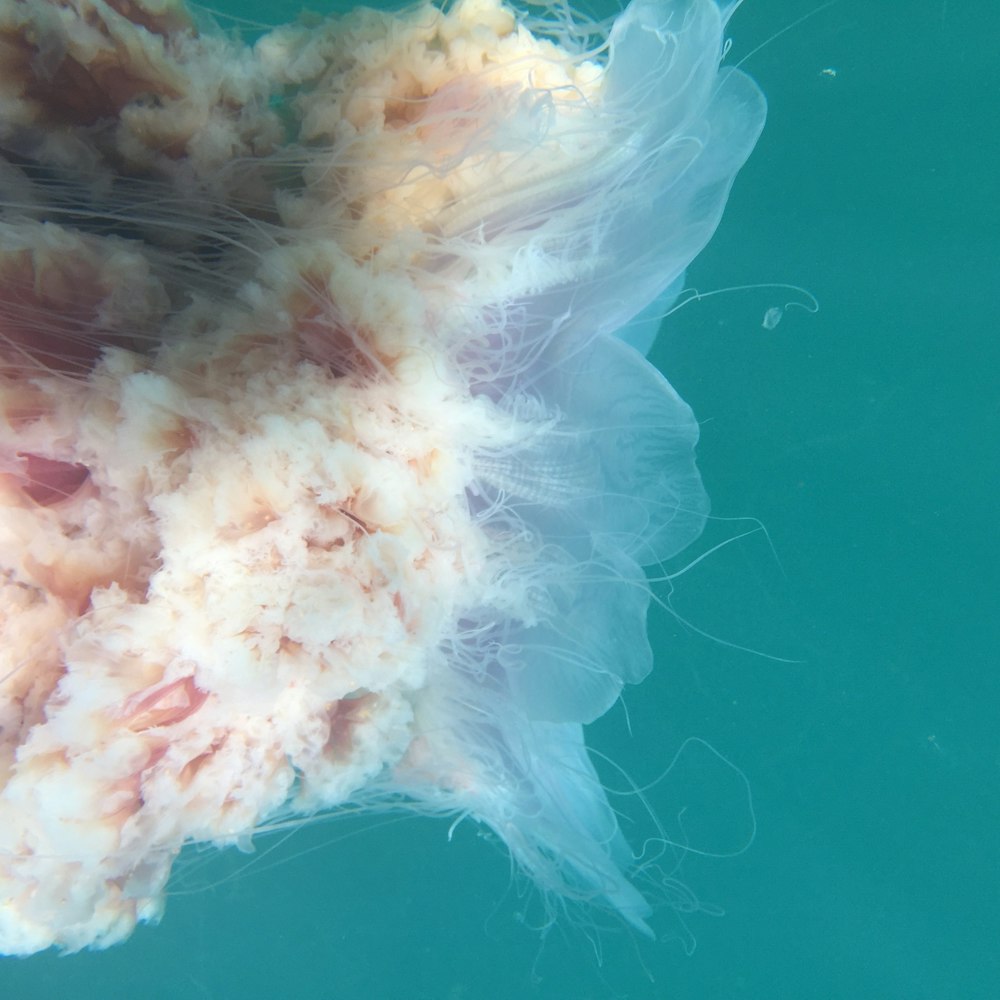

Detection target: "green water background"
[2, 0, 997, 996]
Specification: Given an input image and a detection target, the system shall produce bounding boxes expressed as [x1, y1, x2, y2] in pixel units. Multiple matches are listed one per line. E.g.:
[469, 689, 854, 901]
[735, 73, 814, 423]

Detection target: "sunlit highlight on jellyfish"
[0, 0, 764, 953]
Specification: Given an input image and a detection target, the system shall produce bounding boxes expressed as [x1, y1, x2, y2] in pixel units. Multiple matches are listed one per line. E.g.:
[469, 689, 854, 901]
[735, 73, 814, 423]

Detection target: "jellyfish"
[0, 0, 765, 954]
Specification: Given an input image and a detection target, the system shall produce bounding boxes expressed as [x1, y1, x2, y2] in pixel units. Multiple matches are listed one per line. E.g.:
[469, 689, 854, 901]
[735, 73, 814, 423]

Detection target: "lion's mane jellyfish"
[0, 0, 764, 953]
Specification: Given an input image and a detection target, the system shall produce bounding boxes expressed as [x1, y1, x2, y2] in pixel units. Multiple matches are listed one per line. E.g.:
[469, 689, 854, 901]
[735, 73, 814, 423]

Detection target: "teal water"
[2, 1, 997, 997]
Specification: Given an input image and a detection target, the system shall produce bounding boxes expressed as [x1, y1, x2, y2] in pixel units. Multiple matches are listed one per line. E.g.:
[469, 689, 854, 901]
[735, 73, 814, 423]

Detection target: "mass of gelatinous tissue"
[0, 0, 764, 954]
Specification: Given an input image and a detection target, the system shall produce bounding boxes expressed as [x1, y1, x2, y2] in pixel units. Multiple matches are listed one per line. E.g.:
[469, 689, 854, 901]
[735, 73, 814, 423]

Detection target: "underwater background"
[1, 0, 996, 997]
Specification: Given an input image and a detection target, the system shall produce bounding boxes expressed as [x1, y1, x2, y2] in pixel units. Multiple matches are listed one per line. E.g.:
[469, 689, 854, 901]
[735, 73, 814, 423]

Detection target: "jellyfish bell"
[0, 0, 764, 955]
